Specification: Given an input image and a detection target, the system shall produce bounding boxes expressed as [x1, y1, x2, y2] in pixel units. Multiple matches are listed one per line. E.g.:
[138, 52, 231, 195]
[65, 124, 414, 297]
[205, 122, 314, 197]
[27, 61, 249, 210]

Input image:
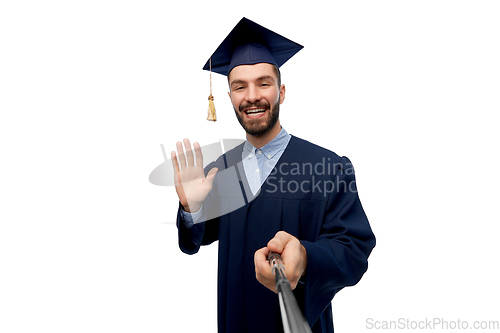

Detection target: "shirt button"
[268, 155, 271, 158]
[256, 169, 260, 173]
[257, 150, 262, 154]
[248, 154, 253, 158]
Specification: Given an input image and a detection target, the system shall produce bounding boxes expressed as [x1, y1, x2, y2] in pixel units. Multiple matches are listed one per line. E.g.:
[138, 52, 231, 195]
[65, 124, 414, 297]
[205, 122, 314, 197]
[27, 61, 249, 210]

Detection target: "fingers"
[171, 150, 182, 188]
[176, 141, 186, 169]
[254, 246, 270, 263]
[255, 234, 308, 293]
[184, 138, 195, 167]
[175, 139, 204, 170]
[254, 247, 272, 278]
[194, 142, 203, 168]
[205, 167, 218, 186]
[266, 232, 307, 287]
[171, 150, 179, 174]
[267, 231, 294, 254]
[254, 246, 276, 293]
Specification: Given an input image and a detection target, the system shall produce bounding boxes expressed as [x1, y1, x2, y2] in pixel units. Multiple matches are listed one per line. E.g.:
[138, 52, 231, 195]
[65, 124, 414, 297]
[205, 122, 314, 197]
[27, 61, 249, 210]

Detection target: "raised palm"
[171, 138, 218, 213]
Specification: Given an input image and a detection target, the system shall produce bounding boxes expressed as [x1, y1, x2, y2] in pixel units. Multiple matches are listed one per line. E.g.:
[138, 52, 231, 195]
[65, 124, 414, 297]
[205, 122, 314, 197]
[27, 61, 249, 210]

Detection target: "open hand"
[171, 138, 218, 213]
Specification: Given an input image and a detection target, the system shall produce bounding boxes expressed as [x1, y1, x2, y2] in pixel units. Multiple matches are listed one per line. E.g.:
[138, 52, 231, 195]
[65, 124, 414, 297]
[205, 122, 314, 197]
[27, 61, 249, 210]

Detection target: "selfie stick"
[268, 252, 312, 333]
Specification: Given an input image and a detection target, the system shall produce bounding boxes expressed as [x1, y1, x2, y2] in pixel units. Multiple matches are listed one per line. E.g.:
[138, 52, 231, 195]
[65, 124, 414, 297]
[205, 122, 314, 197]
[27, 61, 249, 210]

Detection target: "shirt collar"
[243, 127, 290, 160]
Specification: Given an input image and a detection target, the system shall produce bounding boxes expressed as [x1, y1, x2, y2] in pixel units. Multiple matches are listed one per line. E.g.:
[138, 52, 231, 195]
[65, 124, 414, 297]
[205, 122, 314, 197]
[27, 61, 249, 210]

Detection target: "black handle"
[268, 252, 312, 333]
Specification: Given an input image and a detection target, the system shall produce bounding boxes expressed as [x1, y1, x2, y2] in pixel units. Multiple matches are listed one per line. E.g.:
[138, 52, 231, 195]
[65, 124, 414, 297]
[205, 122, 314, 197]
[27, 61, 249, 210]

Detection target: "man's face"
[228, 63, 285, 136]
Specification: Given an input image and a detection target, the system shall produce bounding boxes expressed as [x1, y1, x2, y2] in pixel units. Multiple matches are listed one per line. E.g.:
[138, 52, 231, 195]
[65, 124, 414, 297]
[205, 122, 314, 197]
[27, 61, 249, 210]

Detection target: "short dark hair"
[272, 65, 281, 87]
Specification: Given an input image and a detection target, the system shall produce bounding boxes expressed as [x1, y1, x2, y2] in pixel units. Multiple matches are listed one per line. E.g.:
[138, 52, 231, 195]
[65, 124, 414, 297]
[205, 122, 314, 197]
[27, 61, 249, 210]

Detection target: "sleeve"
[176, 162, 221, 255]
[178, 205, 204, 228]
[299, 156, 376, 326]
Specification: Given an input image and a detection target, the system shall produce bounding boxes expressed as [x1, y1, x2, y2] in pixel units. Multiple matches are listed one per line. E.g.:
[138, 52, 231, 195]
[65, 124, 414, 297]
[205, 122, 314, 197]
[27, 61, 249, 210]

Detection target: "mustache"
[239, 101, 270, 112]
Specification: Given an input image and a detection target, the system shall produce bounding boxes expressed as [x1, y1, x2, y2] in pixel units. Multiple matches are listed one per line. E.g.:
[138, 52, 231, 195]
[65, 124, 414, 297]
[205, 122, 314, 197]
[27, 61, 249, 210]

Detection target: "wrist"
[182, 202, 201, 214]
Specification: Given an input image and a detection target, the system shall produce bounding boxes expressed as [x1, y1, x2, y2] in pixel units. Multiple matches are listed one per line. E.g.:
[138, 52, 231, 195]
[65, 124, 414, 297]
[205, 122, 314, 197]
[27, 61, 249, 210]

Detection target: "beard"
[234, 98, 280, 136]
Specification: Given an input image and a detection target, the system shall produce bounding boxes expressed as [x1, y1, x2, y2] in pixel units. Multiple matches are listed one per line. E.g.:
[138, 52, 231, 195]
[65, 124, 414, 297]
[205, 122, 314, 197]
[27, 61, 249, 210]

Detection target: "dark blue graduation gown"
[177, 135, 375, 333]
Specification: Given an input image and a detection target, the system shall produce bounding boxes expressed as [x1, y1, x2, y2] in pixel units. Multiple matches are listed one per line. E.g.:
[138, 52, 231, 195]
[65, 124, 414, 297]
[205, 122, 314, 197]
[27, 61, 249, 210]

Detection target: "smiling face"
[228, 63, 285, 139]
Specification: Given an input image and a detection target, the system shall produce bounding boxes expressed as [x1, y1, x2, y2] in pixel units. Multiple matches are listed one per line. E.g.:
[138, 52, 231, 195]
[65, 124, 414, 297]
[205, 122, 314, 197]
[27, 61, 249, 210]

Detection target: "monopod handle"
[268, 252, 312, 333]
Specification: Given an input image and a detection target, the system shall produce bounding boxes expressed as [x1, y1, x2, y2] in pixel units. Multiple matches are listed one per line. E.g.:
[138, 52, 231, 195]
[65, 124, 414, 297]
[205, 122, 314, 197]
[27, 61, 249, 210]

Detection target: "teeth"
[245, 109, 266, 114]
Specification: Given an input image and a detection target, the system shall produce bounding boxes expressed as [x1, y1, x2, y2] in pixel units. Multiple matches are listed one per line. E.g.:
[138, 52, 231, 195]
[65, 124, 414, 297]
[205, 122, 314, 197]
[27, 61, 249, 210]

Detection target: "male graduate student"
[172, 18, 375, 333]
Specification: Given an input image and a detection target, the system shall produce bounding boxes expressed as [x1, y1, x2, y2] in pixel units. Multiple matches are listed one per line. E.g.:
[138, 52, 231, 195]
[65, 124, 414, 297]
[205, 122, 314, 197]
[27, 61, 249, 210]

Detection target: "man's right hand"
[171, 138, 218, 213]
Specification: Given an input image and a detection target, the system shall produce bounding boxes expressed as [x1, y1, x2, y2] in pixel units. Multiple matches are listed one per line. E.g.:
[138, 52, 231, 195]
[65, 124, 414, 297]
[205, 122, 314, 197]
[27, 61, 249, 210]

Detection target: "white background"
[1, 1, 499, 332]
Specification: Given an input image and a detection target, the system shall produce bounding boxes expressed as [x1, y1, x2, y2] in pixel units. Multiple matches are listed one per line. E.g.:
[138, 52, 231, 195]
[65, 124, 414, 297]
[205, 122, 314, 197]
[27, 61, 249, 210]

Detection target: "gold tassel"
[207, 94, 217, 121]
[207, 58, 217, 121]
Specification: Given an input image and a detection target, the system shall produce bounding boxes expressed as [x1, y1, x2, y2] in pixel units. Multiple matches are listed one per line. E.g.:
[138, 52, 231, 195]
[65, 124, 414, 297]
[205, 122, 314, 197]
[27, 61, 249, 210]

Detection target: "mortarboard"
[203, 17, 303, 121]
[203, 17, 303, 76]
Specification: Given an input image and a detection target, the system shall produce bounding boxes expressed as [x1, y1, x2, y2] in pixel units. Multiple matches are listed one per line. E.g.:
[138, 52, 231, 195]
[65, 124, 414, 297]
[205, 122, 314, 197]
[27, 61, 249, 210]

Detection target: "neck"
[246, 119, 281, 149]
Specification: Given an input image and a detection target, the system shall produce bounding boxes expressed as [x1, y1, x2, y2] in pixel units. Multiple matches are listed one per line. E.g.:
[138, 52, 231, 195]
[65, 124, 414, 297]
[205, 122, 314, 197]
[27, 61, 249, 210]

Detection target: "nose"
[245, 85, 261, 104]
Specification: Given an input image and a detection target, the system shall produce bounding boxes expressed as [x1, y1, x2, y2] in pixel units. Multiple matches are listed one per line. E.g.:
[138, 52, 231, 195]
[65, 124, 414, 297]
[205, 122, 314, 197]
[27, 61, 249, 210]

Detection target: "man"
[172, 18, 375, 333]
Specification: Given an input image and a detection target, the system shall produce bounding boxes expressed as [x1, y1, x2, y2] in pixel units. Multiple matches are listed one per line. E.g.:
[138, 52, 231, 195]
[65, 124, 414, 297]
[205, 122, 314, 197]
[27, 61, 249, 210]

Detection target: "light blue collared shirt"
[181, 127, 291, 227]
[242, 127, 291, 196]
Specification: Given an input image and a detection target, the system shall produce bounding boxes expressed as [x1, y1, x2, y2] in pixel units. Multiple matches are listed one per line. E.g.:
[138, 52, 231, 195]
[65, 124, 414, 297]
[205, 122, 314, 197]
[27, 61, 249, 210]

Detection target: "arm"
[254, 157, 375, 325]
[172, 139, 219, 254]
[300, 156, 375, 324]
[177, 201, 220, 254]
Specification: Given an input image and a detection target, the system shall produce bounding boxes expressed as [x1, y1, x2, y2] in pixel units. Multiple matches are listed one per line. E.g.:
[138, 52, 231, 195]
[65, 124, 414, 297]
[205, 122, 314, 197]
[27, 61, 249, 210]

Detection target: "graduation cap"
[203, 17, 303, 121]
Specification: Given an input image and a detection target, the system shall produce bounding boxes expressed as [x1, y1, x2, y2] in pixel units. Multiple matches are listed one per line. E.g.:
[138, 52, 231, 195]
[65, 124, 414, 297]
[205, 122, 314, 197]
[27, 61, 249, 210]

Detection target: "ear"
[279, 84, 286, 104]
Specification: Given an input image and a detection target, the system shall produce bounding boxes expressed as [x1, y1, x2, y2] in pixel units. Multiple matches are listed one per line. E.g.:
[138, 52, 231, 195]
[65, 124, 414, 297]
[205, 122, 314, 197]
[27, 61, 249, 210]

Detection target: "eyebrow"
[256, 75, 275, 82]
[230, 75, 275, 87]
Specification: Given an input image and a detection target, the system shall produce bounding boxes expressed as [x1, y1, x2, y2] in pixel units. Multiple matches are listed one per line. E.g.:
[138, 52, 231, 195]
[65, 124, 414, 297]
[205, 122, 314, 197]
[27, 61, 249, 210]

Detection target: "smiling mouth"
[244, 108, 267, 118]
